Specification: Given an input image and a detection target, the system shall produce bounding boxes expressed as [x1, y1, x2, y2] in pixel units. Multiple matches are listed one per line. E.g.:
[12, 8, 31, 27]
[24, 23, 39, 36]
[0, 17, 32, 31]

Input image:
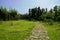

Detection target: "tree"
[53, 6, 58, 20]
[8, 9, 18, 20]
[45, 8, 47, 13]
[0, 6, 18, 20]
[56, 6, 60, 21]
[0, 7, 8, 20]
[29, 8, 32, 20]
[37, 7, 41, 20]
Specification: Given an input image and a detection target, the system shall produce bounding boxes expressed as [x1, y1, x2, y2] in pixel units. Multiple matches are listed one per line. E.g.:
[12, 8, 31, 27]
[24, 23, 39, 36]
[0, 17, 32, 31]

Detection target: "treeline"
[0, 6, 60, 22]
[0, 7, 19, 21]
[28, 6, 60, 22]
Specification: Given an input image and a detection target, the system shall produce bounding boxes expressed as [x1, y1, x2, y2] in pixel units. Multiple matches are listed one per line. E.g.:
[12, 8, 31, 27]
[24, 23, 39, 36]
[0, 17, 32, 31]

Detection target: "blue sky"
[0, 0, 60, 14]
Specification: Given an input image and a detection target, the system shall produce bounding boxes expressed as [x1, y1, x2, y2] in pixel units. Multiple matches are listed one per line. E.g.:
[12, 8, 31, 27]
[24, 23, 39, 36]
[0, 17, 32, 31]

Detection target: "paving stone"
[25, 24, 49, 40]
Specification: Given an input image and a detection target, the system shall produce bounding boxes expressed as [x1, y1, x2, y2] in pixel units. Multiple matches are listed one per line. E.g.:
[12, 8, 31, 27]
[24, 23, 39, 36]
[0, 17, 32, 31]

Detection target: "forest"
[0, 5, 60, 22]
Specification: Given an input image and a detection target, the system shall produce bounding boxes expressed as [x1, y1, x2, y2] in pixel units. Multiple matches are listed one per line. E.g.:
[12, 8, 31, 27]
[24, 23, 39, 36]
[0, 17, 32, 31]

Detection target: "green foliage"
[0, 7, 19, 21]
[8, 9, 18, 20]
[20, 13, 29, 20]
[0, 5, 60, 22]
[0, 7, 7, 20]
[28, 6, 60, 22]
[45, 19, 53, 25]
[28, 7, 47, 21]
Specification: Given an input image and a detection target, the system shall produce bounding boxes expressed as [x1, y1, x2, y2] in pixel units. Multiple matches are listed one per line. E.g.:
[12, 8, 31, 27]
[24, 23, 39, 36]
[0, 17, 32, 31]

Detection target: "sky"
[0, 0, 60, 14]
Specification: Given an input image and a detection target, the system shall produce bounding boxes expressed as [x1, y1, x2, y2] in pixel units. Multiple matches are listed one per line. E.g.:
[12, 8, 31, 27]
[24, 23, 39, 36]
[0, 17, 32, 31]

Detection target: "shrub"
[45, 19, 53, 25]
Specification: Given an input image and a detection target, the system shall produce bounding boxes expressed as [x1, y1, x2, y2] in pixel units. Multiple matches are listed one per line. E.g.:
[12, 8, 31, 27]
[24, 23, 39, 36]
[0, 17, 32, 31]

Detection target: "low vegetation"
[0, 20, 35, 40]
[39, 21, 60, 40]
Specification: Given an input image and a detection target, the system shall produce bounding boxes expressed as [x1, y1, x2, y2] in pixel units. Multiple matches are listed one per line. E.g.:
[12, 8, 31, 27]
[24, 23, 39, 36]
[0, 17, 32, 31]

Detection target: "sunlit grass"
[0, 20, 36, 40]
[0, 20, 60, 40]
[39, 22, 60, 40]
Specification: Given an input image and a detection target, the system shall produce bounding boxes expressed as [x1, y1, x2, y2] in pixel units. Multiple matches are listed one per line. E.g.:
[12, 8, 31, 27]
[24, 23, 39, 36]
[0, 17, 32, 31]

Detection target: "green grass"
[39, 21, 60, 40]
[0, 20, 60, 40]
[0, 20, 36, 40]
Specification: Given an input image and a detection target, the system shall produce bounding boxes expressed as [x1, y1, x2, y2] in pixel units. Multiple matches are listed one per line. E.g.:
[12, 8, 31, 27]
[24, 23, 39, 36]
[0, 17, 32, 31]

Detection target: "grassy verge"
[0, 20, 35, 40]
[39, 21, 60, 40]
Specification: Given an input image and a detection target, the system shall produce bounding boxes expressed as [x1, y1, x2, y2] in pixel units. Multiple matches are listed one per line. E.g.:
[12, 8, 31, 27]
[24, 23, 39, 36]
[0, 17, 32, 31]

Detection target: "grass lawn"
[0, 20, 36, 40]
[39, 21, 60, 40]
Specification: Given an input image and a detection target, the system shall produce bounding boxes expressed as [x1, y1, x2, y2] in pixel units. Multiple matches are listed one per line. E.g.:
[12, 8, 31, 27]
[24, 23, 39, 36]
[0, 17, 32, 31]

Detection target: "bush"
[45, 19, 53, 25]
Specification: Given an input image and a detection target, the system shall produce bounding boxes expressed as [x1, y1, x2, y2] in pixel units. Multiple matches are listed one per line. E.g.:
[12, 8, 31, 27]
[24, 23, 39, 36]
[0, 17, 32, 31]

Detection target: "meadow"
[0, 20, 60, 40]
[39, 21, 60, 40]
[0, 20, 35, 40]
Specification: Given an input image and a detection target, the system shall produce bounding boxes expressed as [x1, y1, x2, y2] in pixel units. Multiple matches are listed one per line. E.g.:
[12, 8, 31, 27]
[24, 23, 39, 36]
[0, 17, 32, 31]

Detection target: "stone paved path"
[25, 24, 49, 40]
